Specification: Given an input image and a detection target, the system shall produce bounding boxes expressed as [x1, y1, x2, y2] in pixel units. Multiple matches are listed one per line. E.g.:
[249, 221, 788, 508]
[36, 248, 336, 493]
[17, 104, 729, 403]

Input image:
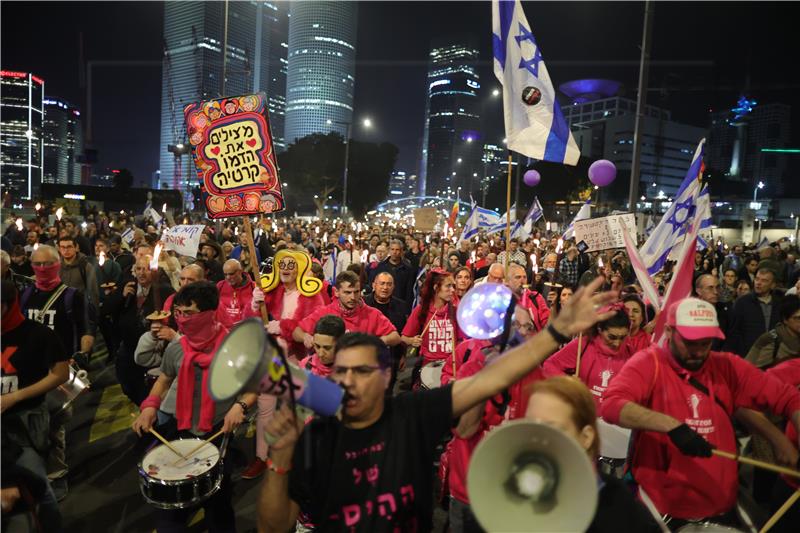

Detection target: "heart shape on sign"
[207, 195, 225, 213]
[210, 146, 221, 155]
[246, 138, 257, 148]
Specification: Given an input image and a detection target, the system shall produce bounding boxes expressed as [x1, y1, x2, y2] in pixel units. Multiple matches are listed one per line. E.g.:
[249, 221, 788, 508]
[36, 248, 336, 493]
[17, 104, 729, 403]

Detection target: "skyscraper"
[0, 70, 44, 201]
[43, 97, 83, 186]
[159, 1, 289, 191]
[420, 37, 481, 198]
[284, 1, 358, 144]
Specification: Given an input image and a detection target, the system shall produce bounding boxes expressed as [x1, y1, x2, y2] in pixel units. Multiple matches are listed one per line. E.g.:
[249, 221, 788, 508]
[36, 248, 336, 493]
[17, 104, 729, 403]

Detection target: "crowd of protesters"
[2, 204, 800, 532]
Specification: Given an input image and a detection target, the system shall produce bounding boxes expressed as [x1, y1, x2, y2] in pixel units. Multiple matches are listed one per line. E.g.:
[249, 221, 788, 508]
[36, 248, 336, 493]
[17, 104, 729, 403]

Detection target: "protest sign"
[161, 225, 205, 258]
[413, 208, 438, 232]
[184, 92, 284, 219]
[573, 213, 636, 252]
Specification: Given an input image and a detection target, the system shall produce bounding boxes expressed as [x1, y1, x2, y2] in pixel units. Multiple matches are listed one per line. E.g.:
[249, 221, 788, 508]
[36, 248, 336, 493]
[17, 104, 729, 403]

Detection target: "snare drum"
[676, 523, 745, 532]
[420, 360, 444, 390]
[138, 438, 223, 509]
[596, 418, 632, 479]
[54, 364, 90, 410]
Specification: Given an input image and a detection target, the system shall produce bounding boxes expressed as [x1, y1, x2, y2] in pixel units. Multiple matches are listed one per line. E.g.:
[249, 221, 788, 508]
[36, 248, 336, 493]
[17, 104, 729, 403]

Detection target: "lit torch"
[98, 251, 106, 267]
[34, 202, 41, 211]
[162, 203, 167, 213]
[147, 243, 166, 320]
[15, 218, 23, 232]
[360, 249, 369, 263]
[531, 254, 538, 274]
[556, 239, 564, 255]
[55, 207, 64, 221]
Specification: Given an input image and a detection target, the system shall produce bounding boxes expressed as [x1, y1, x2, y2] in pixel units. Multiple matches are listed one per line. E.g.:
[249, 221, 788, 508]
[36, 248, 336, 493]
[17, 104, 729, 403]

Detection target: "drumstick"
[574, 333, 583, 378]
[759, 489, 800, 533]
[171, 429, 225, 466]
[712, 449, 800, 478]
[130, 413, 189, 460]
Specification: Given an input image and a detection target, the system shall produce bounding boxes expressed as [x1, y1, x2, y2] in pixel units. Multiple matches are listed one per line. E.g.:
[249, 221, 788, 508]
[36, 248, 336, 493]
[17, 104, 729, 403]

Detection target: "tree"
[114, 168, 134, 189]
[278, 133, 398, 217]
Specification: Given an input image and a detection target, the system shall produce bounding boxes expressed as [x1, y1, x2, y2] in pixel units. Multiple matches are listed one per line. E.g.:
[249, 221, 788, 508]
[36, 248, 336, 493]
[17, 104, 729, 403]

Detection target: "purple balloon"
[588, 159, 617, 187]
[523, 169, 541, 187]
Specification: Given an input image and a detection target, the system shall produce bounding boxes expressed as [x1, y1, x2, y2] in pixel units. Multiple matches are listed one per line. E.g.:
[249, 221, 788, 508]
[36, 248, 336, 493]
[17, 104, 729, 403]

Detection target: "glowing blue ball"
[457, 283, 513, 340]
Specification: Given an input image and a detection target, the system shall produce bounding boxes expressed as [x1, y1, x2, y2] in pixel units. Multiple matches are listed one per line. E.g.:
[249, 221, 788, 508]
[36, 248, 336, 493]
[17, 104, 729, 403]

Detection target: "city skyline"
[2, 1, 798, 193]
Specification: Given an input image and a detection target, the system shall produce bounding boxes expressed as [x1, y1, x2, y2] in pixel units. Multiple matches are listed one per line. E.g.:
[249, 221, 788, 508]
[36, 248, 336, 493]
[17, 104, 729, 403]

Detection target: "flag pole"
[505, 153, 513, 268]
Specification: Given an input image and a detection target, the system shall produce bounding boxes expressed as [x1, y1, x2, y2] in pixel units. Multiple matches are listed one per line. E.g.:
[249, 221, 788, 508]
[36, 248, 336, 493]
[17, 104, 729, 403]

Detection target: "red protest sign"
[184, 92, 284, 219]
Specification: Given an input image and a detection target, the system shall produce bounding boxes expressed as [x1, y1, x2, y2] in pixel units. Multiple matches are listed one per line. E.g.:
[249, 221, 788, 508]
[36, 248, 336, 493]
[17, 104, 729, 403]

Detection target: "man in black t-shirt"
[1, 279, 68, 530]
[364, 271, 409, 389]
[258, 277, 617, 532]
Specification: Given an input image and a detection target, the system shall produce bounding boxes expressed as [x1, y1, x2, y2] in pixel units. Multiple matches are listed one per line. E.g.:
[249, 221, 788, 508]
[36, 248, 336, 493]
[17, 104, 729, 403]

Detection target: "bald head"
[487, 263, 505, 284]
[31, 244, 60, 264]
[223, 258, 245, 287]
[179, 264, 205, 287]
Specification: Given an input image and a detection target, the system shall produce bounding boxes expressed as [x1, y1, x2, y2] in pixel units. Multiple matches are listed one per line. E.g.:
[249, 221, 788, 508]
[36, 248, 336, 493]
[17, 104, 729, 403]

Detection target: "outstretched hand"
[550, 277, 618, 338]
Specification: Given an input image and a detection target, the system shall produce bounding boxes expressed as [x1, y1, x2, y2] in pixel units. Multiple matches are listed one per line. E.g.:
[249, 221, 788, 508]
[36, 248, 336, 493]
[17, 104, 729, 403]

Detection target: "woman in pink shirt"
[623, 295, 652, 356]
[543, 307, 631, 406]
[402, 269, 461, 388]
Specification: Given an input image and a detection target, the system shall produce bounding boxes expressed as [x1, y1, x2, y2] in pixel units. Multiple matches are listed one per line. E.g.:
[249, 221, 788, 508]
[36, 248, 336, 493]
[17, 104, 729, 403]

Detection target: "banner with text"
[162, 225, 205, 258]
[184, 92, 284, 219]
[574, 213, 636, 252]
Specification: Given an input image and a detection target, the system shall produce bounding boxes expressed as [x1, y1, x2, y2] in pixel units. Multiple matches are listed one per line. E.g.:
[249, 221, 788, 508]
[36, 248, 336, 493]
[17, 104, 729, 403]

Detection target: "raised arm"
[451, 277, 617, 418]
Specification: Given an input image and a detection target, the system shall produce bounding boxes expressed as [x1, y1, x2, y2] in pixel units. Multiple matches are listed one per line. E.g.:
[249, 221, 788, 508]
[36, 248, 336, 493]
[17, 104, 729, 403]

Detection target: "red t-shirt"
[297, 301, 396, 338]
[766, 359, 800, 490]
[402, 303, 463, 364]
[601, 346, 800, 519]
[543, 335, 631, 406]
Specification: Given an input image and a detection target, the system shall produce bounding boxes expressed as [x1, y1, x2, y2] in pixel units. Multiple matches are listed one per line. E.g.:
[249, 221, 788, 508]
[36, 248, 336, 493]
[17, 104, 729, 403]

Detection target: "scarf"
[174, 310, 227, 432]
[32, 262, 61, 291]
[338, 298, 365, 318]
[2, 297, 25, 334]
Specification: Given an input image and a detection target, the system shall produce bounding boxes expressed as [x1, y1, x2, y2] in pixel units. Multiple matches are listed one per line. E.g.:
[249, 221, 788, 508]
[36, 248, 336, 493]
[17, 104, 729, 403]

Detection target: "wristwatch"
[236, 400, 249, 415]
[546, 323, 571, 345]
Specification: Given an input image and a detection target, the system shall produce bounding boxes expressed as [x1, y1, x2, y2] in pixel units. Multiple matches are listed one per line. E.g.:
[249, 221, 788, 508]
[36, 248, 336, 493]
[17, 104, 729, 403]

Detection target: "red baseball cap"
[666, 298, 725, 341]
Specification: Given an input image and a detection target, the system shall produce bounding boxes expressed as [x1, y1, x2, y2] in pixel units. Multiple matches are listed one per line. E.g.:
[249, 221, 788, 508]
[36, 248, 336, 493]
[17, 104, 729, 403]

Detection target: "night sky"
[2, 1, 798, 183]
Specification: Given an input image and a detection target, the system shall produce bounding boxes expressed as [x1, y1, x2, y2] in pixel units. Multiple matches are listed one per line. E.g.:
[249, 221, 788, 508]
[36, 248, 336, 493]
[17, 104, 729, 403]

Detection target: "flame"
[556, 239, 564, 254]
[150, 243, 162, 270]
[34, 202, 41, 211]
[533, 239, 540, 248]
[315, 226, 320, 235]
[234, 226, 239, 236]
[598, 257, 604, 269]
[162, 203, 167, 213]
[15, 218, 23, 231]
[360, 249, 369, 263]
[470, 251, 476, 264]
[33, 242, 39, 251]
[98, 251, 106, 266]
[323, 232, 328, 242]
[55, 207, 64, 220]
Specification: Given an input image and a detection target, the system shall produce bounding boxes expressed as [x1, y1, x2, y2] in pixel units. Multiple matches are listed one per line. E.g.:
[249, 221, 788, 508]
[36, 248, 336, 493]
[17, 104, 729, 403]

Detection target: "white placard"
[573, 213, 636, 252]
[162, 225, 205, 258]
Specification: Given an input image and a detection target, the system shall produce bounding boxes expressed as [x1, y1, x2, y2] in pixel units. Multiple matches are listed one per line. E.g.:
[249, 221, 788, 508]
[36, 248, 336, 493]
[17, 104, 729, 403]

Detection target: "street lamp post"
[328, 118, 370, 218]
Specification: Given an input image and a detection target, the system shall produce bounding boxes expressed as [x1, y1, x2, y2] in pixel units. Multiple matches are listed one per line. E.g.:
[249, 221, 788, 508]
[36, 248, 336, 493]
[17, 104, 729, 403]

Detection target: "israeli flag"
[514, 197, 544, 240]
[459, 206, 502, 242]
[640, 139, 706, 275]
[487, 207, 518, 236]
[492, 0, 580, 165]
[562, 200, 591, 240]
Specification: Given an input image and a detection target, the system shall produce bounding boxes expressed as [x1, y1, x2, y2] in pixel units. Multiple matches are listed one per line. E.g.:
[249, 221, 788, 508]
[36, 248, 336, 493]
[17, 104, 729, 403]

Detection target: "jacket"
[60, 253, 99, 308]
[264, 284, 325, 358]
[724, 291, 781, 357]
[745, 322, 800, 369]
[215, 278, 259, 329]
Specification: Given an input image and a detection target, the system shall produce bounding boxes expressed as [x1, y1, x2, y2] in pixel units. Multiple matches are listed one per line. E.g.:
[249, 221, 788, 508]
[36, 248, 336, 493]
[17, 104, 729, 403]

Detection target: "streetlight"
[326, 117, 373, 217]
[750, 181, 765, 210]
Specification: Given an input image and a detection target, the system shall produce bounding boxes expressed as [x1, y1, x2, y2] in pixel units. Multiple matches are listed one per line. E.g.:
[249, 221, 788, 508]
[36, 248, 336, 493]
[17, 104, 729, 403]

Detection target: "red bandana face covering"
[32, 263, 62, 291]
[175, 310, 219, 350]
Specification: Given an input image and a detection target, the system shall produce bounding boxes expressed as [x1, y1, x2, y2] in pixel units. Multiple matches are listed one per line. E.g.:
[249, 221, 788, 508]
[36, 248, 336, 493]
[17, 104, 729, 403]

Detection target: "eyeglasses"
[332, 365, 382, 378]
[512, 320, 536, 333]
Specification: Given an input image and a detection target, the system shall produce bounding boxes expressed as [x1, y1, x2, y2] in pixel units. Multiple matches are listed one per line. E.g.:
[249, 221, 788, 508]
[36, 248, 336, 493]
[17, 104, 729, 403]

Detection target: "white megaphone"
[208, 318, 344, 417]
[468, 420, 598, 532]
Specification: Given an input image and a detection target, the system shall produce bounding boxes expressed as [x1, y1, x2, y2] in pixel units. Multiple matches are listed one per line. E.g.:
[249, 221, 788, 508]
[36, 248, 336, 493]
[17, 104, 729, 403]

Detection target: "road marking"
[89, 384, 138, 443]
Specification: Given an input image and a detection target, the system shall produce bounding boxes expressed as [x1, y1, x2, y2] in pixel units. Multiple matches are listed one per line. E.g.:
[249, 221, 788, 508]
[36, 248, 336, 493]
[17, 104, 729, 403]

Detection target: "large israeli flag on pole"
[492, 0, 580, 165]
[459, 206, 502, 242]
[640, 139, 706, 275]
